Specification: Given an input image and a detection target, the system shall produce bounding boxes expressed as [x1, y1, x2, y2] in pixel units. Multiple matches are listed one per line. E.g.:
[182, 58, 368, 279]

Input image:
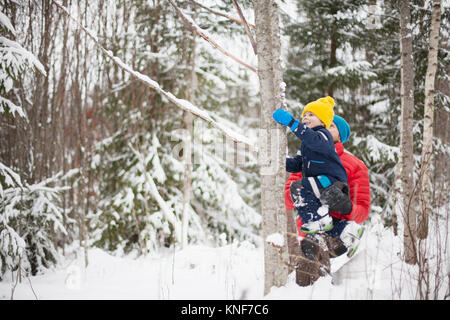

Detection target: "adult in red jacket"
[285, 116, 371, 239]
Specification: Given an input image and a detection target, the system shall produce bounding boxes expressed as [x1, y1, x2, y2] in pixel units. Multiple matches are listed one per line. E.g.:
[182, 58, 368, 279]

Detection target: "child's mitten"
[272, 108, 299, 131]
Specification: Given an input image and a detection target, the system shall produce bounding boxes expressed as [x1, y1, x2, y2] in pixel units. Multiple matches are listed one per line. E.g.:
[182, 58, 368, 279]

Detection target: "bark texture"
[399, 0, 417, 265]
[254, 0, 289, 295]
[418, 0, 441, 239]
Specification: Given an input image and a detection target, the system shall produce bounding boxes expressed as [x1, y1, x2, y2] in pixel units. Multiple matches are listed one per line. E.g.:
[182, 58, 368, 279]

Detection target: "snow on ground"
[1, 241, 263, 300]
[1, 220, 448, 300]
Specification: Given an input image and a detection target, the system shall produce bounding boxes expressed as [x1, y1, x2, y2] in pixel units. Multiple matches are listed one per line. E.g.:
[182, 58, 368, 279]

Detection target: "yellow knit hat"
[302, 96, 335, 129]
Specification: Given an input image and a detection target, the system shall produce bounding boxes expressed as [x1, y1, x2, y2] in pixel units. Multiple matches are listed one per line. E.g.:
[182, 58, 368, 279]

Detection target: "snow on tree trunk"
[418, 0, 442, 240]
[398, 0, 417, 265]
[254, 0, 289, 295]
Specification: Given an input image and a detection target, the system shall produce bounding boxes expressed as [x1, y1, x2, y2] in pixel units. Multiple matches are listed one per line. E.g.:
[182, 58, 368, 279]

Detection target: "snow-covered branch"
[0, 30, 46, 119]
[50, 0, 256, 152]
[0, 161, 23, 197]
[128, 142, 181, 243]
[0, 11, 16, 34]
[168, 0, 257, 73]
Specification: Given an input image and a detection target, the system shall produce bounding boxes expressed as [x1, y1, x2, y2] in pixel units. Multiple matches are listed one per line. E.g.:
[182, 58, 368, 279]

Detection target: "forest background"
[0, 0, 449, 291]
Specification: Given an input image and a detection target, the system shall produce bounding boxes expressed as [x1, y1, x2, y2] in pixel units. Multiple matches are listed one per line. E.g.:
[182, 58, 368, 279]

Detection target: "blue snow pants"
[289, 177, 348, 237]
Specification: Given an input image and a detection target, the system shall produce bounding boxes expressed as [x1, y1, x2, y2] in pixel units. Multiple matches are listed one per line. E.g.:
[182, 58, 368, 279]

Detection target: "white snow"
[1, 0, 449, 304]
[0, 36, 46, 76]
[266, 233, 285, 247]
[0, 11, 16, 35]
[2, 215, 448, 300]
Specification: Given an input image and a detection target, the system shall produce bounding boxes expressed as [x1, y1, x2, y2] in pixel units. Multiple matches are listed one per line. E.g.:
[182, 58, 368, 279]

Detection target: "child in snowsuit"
[286, 115, 368, 258]
[272, 96, 350, 234]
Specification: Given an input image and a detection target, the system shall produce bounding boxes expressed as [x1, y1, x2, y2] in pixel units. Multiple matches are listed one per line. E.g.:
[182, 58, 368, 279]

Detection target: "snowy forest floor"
[1, 220, 448, 300]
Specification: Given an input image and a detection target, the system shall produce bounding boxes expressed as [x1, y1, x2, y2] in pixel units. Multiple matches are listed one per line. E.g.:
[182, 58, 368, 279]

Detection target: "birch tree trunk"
[398, 0, 417, 265]
[254, 0, 289, 295]
[181, 12, 197, 249]
[182, 113, 193, 249]
[418, 0, 441, 240]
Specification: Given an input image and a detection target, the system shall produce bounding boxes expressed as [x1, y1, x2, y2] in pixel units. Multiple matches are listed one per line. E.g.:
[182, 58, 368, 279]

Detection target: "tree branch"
[128, 142, 182, 243]
[190, 0, 256, 29]
[168, 0, 257, 73]
[232, 0, 257, 55]
[50, 0, 256, 152]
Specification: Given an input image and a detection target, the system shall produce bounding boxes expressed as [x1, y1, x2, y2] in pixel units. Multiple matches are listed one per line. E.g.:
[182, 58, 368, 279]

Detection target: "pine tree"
[87, 0, 261, 254]
[1, 3, 66, 279]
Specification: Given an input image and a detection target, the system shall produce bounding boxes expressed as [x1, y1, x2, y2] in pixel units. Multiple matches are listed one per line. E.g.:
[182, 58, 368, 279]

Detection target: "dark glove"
[320, 181, 352, 215]
[272, 109, 299, 131]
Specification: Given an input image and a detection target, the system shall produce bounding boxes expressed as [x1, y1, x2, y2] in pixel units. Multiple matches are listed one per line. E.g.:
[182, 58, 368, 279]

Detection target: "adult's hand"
[320, 181, 352, 215]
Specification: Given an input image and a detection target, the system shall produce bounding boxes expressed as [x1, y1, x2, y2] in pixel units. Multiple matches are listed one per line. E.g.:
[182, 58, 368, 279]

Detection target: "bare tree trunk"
[328, 33, 337, 97]
[285, 208, 298, 275]
[285, 209, 329, 286]
[81, 1, 90, 268]
[254, 0, 289, 295]
[418, 0, 441, 240]
[181, 7, 197, 249]
[398, 0, 417, 265]
[71, 0, 89, 268]
[181, 110, 193, 249]
[56, 0, 69, 254]
[30, 0, 53, 183]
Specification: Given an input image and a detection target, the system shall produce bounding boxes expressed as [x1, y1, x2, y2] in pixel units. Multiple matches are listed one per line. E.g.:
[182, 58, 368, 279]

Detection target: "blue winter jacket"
[286, 123, 348, 184]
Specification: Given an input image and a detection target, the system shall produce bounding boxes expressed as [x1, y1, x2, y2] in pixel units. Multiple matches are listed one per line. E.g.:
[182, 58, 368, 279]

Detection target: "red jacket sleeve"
[285, 173, 307, 237]
[285, 172, 303, 210]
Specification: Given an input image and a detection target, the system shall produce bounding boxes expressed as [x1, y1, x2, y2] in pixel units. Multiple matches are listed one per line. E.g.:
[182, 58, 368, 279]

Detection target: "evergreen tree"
[1, 4, 66, 278]
[88, 0, 261, 255]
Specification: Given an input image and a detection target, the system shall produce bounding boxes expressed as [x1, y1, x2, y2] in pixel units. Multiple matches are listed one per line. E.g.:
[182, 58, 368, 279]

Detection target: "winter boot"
[299, 214, 333, 235]
[325, 236, 348, 258]
[339, 222, 365, 258]
[297, 234, 331, 286]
